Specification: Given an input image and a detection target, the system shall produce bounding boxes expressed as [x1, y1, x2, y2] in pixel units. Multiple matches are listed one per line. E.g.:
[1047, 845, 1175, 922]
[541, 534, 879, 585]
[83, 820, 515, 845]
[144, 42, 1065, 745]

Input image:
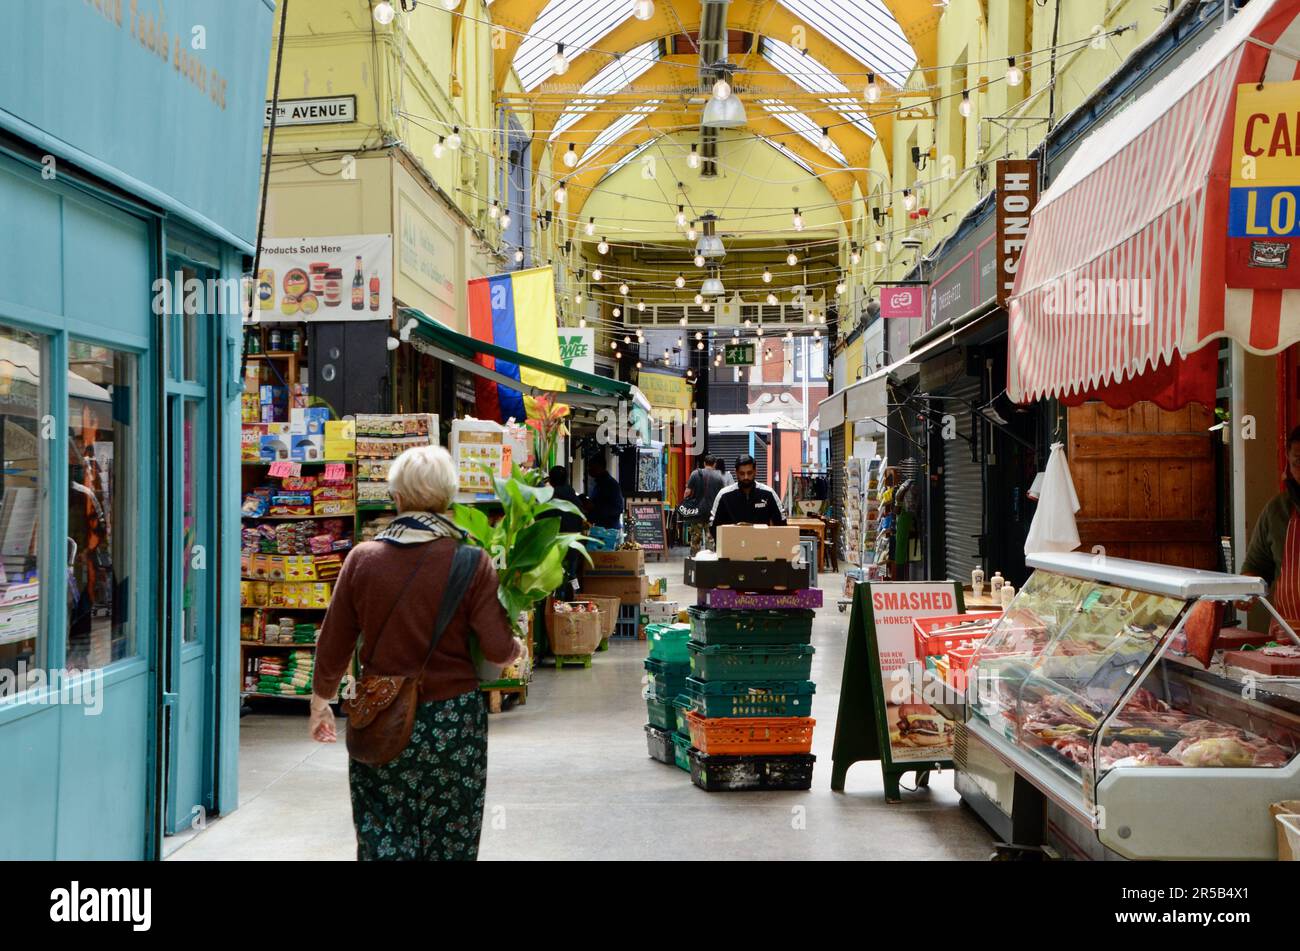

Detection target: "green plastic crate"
[684, 676, 816, 718]
[644, 657, 691, 702]
[646, 696, 676, 731]
[672, 731, 692, 771]
[673, 694, 693, 737]
[687, 606, 815, 646]
[646, 623, 693, 664]
[688, 642, 815, 682]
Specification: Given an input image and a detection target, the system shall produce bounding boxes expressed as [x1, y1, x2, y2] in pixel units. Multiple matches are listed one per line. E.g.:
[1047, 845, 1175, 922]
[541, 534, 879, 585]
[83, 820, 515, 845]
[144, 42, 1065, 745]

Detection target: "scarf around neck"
[375, 511, 463, 545]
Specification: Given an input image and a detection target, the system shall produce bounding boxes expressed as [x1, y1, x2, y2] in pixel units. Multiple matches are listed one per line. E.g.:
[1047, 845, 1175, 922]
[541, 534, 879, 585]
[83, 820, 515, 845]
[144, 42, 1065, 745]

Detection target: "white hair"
[388, 445, 457, 513]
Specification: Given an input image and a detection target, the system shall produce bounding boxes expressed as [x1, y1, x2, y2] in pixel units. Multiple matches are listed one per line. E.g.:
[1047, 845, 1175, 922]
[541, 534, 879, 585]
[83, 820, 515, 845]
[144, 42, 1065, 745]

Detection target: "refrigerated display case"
[960, 551, 1300, 860]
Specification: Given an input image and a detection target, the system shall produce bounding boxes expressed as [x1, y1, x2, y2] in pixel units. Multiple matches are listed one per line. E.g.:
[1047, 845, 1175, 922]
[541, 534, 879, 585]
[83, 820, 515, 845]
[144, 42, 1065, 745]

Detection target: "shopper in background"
[309, 445, 523, 861]
[683, 454, 725, 553]
[1243, 425, 1300, 637]
[711, 454, 787, 528]
[542, 465, 587, 600]
[585, 455, 624, 533]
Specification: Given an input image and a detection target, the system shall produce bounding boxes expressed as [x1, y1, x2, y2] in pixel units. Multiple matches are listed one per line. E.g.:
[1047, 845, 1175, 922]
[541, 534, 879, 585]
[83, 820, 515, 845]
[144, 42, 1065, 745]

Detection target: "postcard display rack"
[842, 458, 863, 568]
[953, 551, 1300, 861]
[238, 413, 437, 702]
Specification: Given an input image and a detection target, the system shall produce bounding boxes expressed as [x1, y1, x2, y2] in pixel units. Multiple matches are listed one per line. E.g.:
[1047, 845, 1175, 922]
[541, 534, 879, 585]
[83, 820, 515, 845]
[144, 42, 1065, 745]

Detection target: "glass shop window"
[0, 326, 46, 693]
[66, 342, 136, 671]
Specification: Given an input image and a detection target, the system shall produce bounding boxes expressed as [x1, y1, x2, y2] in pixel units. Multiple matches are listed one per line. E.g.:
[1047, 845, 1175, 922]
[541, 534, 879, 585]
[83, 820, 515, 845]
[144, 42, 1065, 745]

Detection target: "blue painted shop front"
[0, 0, 273, 859]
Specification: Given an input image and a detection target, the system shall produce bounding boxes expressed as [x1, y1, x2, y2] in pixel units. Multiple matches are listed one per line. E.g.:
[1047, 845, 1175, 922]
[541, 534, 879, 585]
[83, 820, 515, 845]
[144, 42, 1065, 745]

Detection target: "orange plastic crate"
[912, 612, 1001, 659]
[685, 711, 815, 756]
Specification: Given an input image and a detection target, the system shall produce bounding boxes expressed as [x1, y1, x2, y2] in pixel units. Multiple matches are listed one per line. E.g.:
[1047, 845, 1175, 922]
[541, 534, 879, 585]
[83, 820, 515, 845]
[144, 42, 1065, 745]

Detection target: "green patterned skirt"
[348, 690, 488, 861]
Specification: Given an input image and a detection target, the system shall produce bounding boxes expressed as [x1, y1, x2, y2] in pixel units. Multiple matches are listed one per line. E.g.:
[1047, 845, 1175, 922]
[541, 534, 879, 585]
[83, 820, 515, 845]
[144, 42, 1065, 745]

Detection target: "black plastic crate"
[684, 557, 812, 591]
[645, 723, 675, 765]
[687, 749, 815, 792]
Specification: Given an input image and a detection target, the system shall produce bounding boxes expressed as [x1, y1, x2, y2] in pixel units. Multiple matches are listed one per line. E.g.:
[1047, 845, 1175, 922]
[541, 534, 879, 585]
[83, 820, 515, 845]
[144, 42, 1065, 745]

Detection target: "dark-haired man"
[710, 454, 786, 528]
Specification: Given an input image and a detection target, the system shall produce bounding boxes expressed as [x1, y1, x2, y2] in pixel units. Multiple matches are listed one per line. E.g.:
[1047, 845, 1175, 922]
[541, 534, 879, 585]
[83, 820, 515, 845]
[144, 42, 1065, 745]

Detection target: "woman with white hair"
[309, 445, 522, 861]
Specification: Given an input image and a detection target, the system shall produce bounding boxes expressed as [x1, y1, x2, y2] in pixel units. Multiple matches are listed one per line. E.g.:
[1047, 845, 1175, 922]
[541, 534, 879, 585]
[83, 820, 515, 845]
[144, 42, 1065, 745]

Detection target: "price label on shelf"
[268, 461, 302, 478]
[323, 463, 347, 482]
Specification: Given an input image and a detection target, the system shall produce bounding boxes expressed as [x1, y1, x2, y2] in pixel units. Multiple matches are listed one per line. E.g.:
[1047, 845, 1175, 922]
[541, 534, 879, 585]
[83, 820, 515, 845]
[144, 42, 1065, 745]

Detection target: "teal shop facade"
[0, 0, 273, 858]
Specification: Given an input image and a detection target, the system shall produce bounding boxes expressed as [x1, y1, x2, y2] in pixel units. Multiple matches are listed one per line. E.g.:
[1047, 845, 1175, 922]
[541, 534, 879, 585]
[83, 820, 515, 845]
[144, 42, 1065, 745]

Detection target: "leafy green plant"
[452, 464, 590, 632]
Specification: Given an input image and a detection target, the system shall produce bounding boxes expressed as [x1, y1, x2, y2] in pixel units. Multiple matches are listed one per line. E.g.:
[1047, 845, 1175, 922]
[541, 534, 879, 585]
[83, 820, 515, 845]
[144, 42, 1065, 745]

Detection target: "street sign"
[723, 343, 754, 366]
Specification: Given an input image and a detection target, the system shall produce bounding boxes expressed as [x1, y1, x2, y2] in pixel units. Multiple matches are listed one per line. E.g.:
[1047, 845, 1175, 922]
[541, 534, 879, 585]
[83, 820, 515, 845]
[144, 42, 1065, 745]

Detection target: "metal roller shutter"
[942, 377, 983, 583]
[830, 424, 846, 558]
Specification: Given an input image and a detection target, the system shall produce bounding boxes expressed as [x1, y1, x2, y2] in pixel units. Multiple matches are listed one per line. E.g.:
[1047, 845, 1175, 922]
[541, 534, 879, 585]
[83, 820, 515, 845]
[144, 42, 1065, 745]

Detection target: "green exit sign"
[723, 344, 754, 366]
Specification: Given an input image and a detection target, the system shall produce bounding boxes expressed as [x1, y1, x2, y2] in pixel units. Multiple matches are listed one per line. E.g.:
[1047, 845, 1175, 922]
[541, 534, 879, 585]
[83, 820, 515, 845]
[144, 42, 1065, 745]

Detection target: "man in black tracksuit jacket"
[710, 454, 786, 528]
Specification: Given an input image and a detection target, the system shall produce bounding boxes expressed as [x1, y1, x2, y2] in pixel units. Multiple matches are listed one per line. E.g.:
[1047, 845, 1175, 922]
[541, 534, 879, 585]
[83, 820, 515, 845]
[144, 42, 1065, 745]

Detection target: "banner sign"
[879, 285, 924, 319]
[636, 370, 691, 422]
[1228, 80, 1300, 288]
[254, 234, 393, 321]
[558, 327, 595, 374]
[996, 159, 1039, 306]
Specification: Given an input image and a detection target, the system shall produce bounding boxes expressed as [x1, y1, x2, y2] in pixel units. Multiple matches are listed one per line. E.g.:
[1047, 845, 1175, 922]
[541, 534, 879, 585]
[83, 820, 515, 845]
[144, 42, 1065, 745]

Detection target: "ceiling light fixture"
[586, 217, 596, 236]
[762, 268, 772, 283]
[675, 273, 686, 288]
[633, 0, 655, 21]
[864, 72, 881, 104]
[373, 1, 396, 25]
[786, 251, 798, 267]
[563, 142, 578, 168]
[687, 143, 701, 169]
[792, 208, 804, 231]
[597, 237, 609, 255]
[1006, 56, 1023, 87]
[959, 90, 972, 118]
[446, 127, 462, 150]
[551, 43, 569, 77]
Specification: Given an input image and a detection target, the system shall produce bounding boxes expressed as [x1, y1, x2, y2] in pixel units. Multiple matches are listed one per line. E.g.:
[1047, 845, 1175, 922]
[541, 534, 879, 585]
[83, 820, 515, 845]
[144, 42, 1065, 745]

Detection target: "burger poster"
[253, 234, 393, 321]
[869, 582, 961, 762]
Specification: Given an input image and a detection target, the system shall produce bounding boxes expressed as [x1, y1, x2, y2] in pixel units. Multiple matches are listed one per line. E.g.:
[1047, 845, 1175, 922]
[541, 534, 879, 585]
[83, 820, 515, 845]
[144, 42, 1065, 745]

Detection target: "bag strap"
[414, 544, 479, 679]
[358, 540, 441, 669]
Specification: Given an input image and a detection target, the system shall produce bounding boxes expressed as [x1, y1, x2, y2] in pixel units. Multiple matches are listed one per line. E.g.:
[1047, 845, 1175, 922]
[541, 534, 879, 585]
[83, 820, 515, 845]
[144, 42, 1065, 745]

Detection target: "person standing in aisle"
[541, 465, 587, 600]
[1243, 426, 1300, 637]
[309, 446, 524, 861]
[711, 454, 787, 528]
[584, 455, 624, 535]
[682, 454, 725, 553]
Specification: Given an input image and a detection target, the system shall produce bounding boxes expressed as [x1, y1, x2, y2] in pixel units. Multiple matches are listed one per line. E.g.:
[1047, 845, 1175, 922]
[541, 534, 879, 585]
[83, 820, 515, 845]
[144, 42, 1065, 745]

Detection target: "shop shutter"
[830, 424, 846, 556]
[709, 433, 750, 477]
[942, 376, 983, 583]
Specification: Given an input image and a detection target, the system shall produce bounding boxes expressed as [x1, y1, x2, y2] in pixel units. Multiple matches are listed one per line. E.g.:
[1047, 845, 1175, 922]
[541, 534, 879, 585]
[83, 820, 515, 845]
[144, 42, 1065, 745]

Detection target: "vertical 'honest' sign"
[996, 159, 1039, 306]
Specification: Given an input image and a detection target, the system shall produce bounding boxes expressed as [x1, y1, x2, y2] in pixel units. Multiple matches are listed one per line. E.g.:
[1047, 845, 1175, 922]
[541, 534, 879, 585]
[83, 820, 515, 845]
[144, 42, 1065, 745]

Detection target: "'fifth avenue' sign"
[265, 95, 357, 127]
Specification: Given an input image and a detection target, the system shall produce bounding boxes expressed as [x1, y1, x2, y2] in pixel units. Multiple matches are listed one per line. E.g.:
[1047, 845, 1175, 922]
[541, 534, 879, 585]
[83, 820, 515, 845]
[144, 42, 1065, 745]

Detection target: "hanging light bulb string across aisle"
[382, 0, 1131, 85]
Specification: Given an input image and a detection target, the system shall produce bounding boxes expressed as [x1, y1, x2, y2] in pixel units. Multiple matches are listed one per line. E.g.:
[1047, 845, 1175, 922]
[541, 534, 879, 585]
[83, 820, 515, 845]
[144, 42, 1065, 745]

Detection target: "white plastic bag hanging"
[1024, 442, 1081, 555]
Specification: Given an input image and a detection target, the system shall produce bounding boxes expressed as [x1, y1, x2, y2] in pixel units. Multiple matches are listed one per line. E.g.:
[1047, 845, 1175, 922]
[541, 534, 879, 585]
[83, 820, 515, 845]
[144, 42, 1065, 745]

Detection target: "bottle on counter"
[999, 583, 1016, 609]
[990, 571, 1005, 596]
[971, 567, 985, 599]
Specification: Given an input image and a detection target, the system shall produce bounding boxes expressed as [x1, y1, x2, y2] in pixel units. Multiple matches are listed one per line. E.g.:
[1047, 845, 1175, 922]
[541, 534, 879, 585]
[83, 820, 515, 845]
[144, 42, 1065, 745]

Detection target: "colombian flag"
[467, 266, 566, 423]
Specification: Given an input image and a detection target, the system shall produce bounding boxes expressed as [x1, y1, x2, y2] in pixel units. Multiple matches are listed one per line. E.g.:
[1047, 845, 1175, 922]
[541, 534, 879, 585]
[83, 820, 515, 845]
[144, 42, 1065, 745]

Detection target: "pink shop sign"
[880, 286, 924, 319]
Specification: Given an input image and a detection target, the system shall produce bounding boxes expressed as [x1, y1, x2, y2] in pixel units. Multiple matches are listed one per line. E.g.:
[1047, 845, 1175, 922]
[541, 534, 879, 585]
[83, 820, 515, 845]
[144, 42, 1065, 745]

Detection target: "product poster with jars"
[252, 234, 393, 321]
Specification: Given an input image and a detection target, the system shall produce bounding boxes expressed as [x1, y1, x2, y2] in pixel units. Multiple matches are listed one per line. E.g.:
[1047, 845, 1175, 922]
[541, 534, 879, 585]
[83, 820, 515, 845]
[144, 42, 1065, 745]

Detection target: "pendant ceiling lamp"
[700, 268, 725, 298]
[694, 212, 726, 259]
[702, 64, 746, 129]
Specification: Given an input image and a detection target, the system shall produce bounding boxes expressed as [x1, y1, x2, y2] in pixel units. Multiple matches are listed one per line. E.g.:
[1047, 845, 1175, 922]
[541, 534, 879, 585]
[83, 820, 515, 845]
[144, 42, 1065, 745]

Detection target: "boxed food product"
[579, 573, 649, 605]
[588, 549, 645, 573]
[684, 557, 812, 591]
[715, 525, 802, 561]
[324, 420, 356, 461]
[241, 424, 265, 461]
[313, 498, 356, 516]
[260, 423, 292, 462]
[291, 435, 325, 462]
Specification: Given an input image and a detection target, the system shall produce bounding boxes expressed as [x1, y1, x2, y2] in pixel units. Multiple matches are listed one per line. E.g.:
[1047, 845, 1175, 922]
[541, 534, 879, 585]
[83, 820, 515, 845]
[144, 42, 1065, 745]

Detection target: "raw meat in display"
[1169, 736, 1256, 768]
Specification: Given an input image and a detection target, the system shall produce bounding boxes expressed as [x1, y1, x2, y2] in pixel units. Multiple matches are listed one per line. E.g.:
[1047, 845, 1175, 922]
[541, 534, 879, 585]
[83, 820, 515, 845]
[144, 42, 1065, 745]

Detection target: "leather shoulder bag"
[343, 543, 479, 766]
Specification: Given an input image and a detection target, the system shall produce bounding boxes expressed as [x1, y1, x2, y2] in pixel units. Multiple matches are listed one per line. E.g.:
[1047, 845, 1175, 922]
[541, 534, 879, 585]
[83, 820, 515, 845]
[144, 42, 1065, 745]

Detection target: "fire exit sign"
[723, 344, 755, 366]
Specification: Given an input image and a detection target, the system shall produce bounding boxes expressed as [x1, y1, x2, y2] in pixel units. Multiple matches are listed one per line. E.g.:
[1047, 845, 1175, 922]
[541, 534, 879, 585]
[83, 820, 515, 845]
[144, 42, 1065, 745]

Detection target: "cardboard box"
[579, 573, 649, 606]
[1273, 801, 1300, 860]
[587, 549, 645, 573]
[323, 420, 356, 461]
[715, 525, 802, 561]
[291, 435, 325, 462]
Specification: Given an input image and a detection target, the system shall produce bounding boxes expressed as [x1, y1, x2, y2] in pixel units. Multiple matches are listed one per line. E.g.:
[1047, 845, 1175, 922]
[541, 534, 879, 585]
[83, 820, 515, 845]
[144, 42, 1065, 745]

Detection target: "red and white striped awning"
[1009, 0, 1300, 404]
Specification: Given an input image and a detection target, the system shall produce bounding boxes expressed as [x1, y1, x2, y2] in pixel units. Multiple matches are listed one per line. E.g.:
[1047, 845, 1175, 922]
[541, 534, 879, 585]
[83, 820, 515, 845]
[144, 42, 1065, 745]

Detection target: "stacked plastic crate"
[679, 527, 819, 792]
[643, 622, 694, 771]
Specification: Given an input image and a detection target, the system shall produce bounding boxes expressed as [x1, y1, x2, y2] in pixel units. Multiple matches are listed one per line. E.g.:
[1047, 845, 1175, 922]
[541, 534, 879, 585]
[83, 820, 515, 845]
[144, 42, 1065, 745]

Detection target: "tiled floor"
[167, 557, 995, 861]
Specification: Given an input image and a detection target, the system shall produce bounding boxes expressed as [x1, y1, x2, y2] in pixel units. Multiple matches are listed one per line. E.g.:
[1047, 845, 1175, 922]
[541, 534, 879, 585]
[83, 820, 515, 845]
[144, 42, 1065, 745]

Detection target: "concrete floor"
[167, 556, 995, 861]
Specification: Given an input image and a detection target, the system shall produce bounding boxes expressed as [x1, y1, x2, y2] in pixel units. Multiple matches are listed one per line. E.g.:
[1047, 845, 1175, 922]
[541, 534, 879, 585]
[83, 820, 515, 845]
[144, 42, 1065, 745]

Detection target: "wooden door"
[1067, 402, 1218, 570]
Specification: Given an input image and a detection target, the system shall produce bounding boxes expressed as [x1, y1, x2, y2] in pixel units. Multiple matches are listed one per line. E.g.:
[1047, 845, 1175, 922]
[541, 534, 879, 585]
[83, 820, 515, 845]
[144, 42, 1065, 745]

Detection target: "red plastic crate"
[684, 711, 815, 756]
[913, 612, 1002, 659]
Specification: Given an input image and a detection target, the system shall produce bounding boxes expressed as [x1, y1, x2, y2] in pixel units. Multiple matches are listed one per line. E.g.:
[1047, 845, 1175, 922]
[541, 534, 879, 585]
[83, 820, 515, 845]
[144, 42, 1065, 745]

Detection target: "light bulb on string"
[489, 200, 500, 219]
[678, 316, 687, 326]
[440, 0, 461, 9]
[619, 282, 629, 296]
[766, 292, 777, 306]
[695, 332, 703, 341]
[696, 341, 704, 350]
[551, 43, 569, 77]
[613, 307, 622, 318]
[575, 291, 583, 304]
[1006, 57, 1023, 87]
[694, 254, 705, 268]
[633, 0, 655, 22]
[687, 143, 700, 169]
[637, 299, 646, 312]
[959, 90, 972, 118]
[903, 189, 916, 211]
[554, 184, 566, 204]
[373, 1, 396, 25]
[446, 127, 462, 151]
[597, 237, 609, 255]
[864, 72, 881, 104]
[786, 330, 794, 340]
[792, 208, 804, 232]
[514, 249, 524, 263]
[611, 341, 618, 350]
[873, 235, 884, 254]
[836, 282, 846, 295]
[694, 294, 704, 306]
[433, 137, 446, 159]
[676, 337, 683, 347]
[578, 317, 586, 328]
[786, 252, 798, 267]
[850, 245, 861, 265]
[814, 329, 821, 339]
[636, 361, 642, 369]
[687, 222, 698, 242]
[592, 267, 602, 281]
[623, 335, 631, 344]
[501, 210, 511, 229]
[712, 77, 731, 101]
[818, 129, 832, 153]
[586, 217, 596, 236]
[762, 268, 772, 283]
[676, 205, 687, 228]
[675, 273, 686, 288]
[563, 143, 578, 168]
[744, 318, 752, 328]
[703, 302, 711, 312]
